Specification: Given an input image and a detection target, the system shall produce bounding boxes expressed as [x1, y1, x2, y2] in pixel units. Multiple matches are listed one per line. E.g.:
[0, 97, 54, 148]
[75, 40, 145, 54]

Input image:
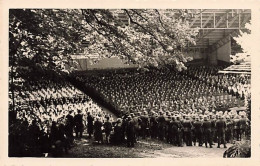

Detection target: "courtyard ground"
[63, 134, 230, 158]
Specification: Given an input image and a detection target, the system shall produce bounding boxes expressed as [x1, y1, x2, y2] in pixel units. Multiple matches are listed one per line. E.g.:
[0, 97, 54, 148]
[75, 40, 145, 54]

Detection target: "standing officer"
[202, 115, 212, 148]
[65, 110, 74, 144]
[210, 113, 217, 145]
[216, 115, 227, 148]
[158, 111, 166, 141]
[171, 115, 179, 146]
[182, 116, 193, 146]
[140, 111, 149, 139]
[87, 112, 94, 138]
[193, 116, 203, 146]
[150, 111, 158, 139]
[225, 115, 234, 143]
[74, 109, 83, 138]
[126, 115, 135, 147]
[233, 115, 240, 141]
[239, 113, 247, 140]
[166, 114, 173, 144]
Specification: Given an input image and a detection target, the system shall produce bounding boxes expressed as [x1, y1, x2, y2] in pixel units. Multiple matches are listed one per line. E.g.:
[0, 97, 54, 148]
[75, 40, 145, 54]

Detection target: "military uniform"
[150, 114, 158, 139]
[216, 116, 227, 148]
[239, 115, 247, 140]
[74, 110, 83, 138]
[140, 112, 149, 139]
[126, 116, 135, 147]
[193, 118, 203, 146]
[202, 117, 212, 148]
[182, 117, 193, 146]
[158, 113, 166, 141]
[233, 116, 240, 141]
[171, 116, 181, 146]
[166, 116, 173, 144]
[87, 113, 94, 138]
[225, 116, 234, 143]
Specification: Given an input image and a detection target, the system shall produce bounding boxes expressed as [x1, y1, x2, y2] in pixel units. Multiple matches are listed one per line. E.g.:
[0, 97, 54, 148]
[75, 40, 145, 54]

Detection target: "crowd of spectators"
[184, 66, 251, 101]
[75, 65, 249, 116]
[9, 77, 115, 157]
[9, 65, 251, 157]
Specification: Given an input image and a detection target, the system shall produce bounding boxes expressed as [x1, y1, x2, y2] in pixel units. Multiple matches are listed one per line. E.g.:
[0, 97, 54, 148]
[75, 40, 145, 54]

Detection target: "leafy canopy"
[9, 9, 199, 75]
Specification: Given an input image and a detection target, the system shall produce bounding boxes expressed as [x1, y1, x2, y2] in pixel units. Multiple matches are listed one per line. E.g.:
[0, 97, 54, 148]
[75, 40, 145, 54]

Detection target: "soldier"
[175, 115, 183, 147]
[150, 111, 158, 139]
[126, 115, 135, 147]
[191, 114, 196, 145]
[182, 116, 193, 146]
[28, 119, 41, 150]
[94, 117, 103, 144]
[171, 115, 178, 146]
[111, 118, 123, 145]
[193, 116, 203, 146]
[166, 114, 173, 144]
[225, 115, 234, 143]
[65, 110, 74, 144]
[216, 115, 227, 148]
[239, 113, 248, 140]
[136, 112, 142, 139]
[74, 109, 83, 138]
[157, 111, 166, 141]
[87, 112, 94, 138]
[202, 116, 213, 148]
[131, 113, 139, 142]
[233, 115, 240, 141]
[212, 114, 218, 143]
[140, 111, 149, 139]
[103, 116, 113, 144]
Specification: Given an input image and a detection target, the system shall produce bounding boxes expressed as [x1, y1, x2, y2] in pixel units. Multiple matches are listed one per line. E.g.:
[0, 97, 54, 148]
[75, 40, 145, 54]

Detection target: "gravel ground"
[63, 135, 230, 158]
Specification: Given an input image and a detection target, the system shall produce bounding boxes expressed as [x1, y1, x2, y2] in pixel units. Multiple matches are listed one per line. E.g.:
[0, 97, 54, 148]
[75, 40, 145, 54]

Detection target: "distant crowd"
[75, 65, 249, 115]
[9, 65, 251, 157]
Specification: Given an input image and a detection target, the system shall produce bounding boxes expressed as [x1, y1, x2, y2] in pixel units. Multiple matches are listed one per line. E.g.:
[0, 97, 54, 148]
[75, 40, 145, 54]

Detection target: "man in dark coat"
[103, 116, 113, 144]
[126, 116, 135, 147]
[50, 121, 59, 144]
[216, 115, 227, 148]
[57, 123, 69, 154]
[157, 111, 166, 141]
[175, 115, 183, 147]
[166, 115, 173, 144]
[65, 110, 74, 144]
[150, 112, 158, 139]
[233, 115, 240, 141]
[239, 114, 248, 140]
[182, 116, 193, 146]
[225, 115, 234, 143]
[28, 119, 41, 156]
[94, 117, 103, 144]
[74, 110, 83, 138]
[202, 116, 213, 148]
[140, 111, 149, 139]
[111, 118, 123, 145]
[87, 112, 94, 138]
[193, 116, 203, 146]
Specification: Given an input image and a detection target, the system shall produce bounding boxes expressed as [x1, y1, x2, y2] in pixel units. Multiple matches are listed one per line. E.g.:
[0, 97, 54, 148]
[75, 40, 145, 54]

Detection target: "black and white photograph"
[6, 8, 253, 159]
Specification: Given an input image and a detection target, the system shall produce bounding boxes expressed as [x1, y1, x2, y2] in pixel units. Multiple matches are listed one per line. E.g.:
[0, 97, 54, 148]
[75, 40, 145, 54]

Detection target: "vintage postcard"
[1, 0, 260, 166]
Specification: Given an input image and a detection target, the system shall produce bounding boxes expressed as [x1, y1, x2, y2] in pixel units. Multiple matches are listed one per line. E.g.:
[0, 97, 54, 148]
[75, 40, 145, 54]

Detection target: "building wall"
[67, 57, 138, 71]
[216, 39, 231, 63]
[209, 50, 218, 65]
[186, 51, 207, 60]
[86, 57, 138, 70]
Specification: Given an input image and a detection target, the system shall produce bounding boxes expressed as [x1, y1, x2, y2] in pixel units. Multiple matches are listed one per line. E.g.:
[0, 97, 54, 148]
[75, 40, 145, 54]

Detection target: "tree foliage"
[9, 9, 199, 76]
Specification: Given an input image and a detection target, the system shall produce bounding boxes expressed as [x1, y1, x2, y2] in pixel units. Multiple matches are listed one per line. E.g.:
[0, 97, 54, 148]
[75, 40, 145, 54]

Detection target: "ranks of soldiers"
[109, 109, 250, 148]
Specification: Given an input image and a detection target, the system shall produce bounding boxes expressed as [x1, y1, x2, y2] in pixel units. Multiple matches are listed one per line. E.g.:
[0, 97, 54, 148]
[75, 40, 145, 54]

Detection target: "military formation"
[103, 109, 249, 148]
[60, 108, 250, 149]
